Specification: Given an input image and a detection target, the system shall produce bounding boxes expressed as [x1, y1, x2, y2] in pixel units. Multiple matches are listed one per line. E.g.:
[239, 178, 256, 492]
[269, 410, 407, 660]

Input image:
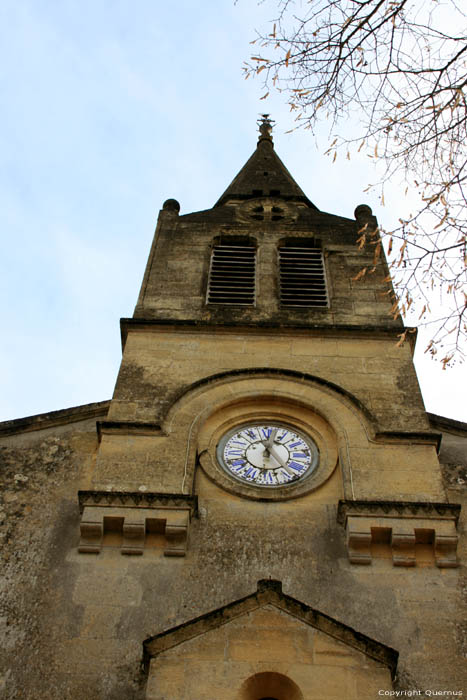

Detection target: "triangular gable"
[143, 579, 398, 677]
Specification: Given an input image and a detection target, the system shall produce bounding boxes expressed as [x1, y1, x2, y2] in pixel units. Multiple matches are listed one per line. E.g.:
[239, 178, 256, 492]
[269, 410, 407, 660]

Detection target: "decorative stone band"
[337, 500, 461, 569]
[77, 491, 197, 557]
[78, 490, 198, 513]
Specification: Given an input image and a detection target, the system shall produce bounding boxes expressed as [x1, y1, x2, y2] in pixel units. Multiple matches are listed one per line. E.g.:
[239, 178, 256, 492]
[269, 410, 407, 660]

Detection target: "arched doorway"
[239, 671, 303, 700]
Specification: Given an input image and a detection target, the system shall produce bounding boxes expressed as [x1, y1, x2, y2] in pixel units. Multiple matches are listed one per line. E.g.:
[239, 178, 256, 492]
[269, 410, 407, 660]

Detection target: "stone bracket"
[345, 514, 459, 568]
[79, 507, 104, 553]
[78, 504, 191, 557]
[122, 513, 146, 555]
[346, 525, 372, 565]
[433, 525, 460, 568]
[165, 511, 192, 556]
[391, 527, 416, 567]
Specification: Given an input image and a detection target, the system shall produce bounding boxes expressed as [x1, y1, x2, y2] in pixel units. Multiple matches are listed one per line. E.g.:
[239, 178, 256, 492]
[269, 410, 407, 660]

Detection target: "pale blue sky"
[1, 0, 465, 421]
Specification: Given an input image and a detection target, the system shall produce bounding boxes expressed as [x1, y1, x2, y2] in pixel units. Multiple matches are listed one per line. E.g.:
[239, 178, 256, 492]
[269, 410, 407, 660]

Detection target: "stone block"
[228, 629, 301, 662]
[79, 604, 120, 639]
[313, 635, 364, 667]
[290, 663, 357, 699]
[73, 570, 142, 607]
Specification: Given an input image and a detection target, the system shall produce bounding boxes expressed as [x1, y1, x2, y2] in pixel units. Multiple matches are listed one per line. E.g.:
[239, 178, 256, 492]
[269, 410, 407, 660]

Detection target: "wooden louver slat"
[279, 246, 328, 307]
[207, 244, 256, 305]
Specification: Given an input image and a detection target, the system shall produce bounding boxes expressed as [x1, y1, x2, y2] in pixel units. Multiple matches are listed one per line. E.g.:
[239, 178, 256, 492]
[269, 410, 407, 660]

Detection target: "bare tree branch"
[245, 0, 467, 364]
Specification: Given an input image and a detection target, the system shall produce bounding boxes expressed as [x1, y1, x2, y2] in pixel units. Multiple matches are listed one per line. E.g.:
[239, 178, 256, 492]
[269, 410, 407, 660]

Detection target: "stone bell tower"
[74, 116, 462, 698]
[2, 118, 463, 700]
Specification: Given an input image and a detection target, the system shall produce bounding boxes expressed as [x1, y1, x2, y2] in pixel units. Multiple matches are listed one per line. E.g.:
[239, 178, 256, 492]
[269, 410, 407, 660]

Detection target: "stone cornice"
[337, 499, 461, 525]
[374, 431, 442, 450]
[120, 317, 410, 351]
[96, 420, 164, 440]
[78, 490, 198, 516]
[0, 400, 110, 437]
[428, 412, 467, 435]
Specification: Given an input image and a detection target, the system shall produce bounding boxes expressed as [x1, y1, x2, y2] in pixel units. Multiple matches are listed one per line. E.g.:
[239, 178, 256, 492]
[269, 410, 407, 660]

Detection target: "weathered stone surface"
[1, 411, 464, 699]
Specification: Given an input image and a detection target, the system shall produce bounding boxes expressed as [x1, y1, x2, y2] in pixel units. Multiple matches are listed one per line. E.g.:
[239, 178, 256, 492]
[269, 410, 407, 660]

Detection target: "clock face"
[217, 423, 318, 488]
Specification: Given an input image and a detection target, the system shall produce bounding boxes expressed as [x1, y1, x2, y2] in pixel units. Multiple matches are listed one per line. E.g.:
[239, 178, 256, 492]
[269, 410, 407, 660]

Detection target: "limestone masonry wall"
[0, 407, 465, 699]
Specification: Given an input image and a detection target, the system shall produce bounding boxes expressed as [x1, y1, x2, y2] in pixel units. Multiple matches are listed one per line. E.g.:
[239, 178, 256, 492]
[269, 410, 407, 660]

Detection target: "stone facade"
[1, 123, 465, 699]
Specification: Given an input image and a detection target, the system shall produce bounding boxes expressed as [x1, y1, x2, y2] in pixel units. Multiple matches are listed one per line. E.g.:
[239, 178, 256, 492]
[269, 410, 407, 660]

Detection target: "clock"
[217, 422, 319, 488]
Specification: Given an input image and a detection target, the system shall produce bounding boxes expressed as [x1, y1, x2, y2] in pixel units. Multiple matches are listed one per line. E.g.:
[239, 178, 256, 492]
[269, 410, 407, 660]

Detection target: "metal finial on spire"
[257, 114, 275, 142]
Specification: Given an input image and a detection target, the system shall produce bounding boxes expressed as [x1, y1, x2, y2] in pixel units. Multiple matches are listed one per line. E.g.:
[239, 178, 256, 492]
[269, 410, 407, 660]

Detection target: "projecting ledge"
[337, 500, 461, 568]
[77, 491, 197, 557]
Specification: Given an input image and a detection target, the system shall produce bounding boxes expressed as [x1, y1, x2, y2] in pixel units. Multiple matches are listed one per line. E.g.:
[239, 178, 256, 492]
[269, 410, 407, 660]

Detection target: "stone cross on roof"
[257, 114, 275, 141]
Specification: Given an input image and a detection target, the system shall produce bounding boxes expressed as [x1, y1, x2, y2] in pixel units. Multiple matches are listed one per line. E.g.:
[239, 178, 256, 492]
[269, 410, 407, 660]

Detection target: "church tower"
[1, 118, 464, 699]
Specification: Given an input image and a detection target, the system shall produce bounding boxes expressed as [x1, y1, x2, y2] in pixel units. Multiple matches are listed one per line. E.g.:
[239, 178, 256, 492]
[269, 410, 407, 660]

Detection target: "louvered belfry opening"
[207, 242, 256, 305]
[279, 242, 328, 308]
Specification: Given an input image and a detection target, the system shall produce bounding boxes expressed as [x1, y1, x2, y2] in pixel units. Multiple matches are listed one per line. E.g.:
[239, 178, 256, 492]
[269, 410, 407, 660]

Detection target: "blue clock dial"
[217, 423, 318, 488]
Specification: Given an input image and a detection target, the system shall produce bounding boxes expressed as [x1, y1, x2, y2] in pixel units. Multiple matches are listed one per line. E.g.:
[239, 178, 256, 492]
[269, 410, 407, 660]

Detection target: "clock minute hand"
[262, 427, 278, 454]
[268, 446, 295, 477]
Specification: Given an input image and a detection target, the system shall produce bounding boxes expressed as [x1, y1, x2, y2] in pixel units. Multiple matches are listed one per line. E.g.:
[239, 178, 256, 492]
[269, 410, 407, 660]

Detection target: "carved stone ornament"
[235, 197, 300, 224]
[337, 500, 461, 568]
[77, 491, 197, 557]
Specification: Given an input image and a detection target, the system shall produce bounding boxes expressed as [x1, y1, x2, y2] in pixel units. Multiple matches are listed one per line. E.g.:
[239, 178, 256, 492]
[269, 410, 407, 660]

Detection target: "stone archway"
[239, 671, 303, 700]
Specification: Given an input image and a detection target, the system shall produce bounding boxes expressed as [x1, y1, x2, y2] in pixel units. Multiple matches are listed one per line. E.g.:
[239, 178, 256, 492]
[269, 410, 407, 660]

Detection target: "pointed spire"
[214, 116, 317, 209]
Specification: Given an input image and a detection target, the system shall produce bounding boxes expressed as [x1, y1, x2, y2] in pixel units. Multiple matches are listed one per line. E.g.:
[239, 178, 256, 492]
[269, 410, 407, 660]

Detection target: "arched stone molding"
[197, 395, 338, 500]
[164, 367, 375, 429]
[162, 368, 375, 500]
